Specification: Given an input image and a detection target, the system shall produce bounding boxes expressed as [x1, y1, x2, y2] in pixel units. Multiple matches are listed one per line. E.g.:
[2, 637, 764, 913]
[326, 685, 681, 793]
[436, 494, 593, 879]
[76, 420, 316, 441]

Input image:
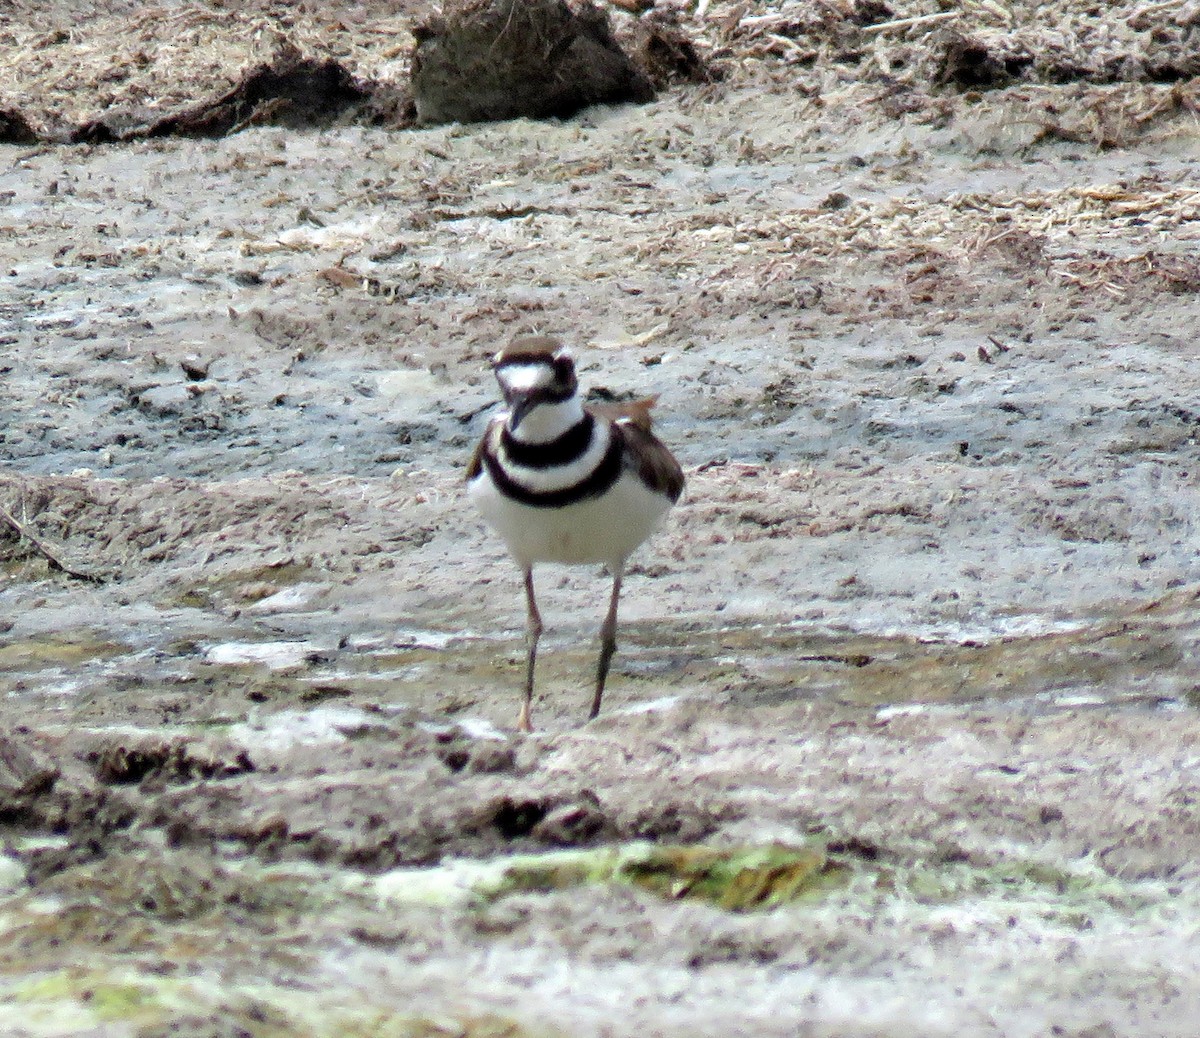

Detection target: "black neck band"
[484, 425, 625, 509]
[501, 414, 595, 470]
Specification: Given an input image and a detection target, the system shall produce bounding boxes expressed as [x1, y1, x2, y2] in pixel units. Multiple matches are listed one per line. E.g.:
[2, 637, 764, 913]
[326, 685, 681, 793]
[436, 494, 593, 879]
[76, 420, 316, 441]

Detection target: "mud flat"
[2, 1, 1200, 1034]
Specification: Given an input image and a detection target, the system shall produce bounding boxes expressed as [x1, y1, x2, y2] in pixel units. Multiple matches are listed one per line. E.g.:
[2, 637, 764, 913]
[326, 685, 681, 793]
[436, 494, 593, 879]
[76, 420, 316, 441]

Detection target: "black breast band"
[485, 424, 625, 508]
[501, 414, 595, 470]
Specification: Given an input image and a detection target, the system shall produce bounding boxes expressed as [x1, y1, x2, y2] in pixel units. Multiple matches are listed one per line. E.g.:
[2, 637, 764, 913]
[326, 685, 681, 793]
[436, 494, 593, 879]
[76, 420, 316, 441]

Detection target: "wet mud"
[3, 1, 1200, 1035]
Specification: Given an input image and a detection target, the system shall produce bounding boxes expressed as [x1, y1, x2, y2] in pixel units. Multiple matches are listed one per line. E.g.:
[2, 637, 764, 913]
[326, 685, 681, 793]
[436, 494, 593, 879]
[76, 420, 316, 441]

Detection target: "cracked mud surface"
[3, 1, 1200, 1035]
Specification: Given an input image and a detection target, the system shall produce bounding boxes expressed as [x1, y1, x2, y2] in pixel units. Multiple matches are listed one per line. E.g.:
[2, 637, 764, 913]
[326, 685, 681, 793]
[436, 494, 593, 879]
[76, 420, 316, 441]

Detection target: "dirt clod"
[487, 796, 549, 839]
[467, 743, 518, 774]
[89, 738, 254, 786]
[532, 801, 610, 845]
[0, 106, 38, 144]
[0, 736, 59, 807]
[411, 0, 654, 125]
[72, 42, 371, 142]
[936, 31, 1030, 89]
[628, 14, 717, 88]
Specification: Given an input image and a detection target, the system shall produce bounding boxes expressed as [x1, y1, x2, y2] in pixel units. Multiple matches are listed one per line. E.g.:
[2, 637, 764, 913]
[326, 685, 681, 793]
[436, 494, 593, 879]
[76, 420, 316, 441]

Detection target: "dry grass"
[0, 5, 415, 135]
[646, 181, 1200, 263]
[3, 1, 1200, 141]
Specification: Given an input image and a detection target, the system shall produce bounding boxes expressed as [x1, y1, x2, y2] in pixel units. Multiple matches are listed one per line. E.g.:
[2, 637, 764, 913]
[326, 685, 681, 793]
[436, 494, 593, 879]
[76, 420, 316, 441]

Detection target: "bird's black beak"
[507, 392, 537, 431]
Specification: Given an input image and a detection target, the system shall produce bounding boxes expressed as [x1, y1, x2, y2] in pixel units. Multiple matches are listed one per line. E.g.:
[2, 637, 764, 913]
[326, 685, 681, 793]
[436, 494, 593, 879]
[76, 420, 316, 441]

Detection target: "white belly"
[468, 471, 674, 569]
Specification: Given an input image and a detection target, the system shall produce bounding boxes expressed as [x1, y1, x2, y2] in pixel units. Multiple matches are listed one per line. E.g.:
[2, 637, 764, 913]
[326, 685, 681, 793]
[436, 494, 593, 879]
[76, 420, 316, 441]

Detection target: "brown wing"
[617, 420, 685, 503]
[586, 395, 659, 433]
[466, 416, 503, 481]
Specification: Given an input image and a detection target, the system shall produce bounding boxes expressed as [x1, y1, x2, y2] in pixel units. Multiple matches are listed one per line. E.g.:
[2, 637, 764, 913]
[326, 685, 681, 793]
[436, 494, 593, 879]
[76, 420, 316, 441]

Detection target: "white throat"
[509, 396, 585, 443]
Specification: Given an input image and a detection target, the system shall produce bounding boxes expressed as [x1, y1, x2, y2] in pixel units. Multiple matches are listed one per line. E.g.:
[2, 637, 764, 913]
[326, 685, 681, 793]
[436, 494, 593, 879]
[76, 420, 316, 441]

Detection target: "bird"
[467, 334, 684, 732]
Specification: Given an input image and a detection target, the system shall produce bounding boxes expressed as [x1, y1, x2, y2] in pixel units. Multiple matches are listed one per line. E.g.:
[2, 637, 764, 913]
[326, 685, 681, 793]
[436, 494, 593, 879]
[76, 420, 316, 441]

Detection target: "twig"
[738, 11, 799, 30]
[0, 504, 104, 583]
[860, 11, 961, 35]
[1128, 0, 1188, 21]
[606, 0, 651, 13]
[766, 33, 812, 57]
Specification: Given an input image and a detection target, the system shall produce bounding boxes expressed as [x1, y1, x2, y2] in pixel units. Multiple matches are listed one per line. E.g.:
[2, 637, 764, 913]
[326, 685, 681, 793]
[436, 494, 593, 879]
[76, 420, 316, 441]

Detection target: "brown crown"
[494, 335, 565, 366]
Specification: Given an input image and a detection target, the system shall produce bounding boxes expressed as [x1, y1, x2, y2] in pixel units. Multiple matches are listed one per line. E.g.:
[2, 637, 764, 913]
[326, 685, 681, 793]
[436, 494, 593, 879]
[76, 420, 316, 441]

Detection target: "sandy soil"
[3, 1, 1200, 1035]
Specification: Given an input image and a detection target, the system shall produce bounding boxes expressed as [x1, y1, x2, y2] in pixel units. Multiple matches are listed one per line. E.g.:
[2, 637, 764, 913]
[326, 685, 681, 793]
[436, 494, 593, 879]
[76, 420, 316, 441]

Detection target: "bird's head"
[493, 335, 578, 432]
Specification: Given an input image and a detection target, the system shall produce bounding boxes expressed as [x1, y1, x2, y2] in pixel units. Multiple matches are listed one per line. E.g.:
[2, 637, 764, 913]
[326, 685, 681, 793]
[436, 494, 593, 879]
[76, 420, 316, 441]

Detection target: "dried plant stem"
[0, 504, 103, 583]
[860, 11, 962, 35]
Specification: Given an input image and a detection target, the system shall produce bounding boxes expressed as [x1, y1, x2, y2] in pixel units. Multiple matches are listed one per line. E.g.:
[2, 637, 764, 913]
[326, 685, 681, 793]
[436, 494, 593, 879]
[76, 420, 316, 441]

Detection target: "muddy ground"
[3, 1, 1200, 1035]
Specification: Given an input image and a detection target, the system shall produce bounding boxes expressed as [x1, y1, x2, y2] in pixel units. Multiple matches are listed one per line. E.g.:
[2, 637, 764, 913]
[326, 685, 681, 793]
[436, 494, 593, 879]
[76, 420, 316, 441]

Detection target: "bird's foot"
[517, 701, 534, 733]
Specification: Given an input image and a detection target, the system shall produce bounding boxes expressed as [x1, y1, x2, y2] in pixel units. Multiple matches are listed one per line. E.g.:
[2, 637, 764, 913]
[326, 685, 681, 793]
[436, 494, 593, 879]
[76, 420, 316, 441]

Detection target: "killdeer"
[467, 335, 684, 731]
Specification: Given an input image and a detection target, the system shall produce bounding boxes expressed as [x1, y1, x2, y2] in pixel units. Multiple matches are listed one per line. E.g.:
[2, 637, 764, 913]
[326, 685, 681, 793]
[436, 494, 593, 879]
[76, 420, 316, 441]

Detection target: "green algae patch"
[859, 853, 1166, 932]
[374, 841, 1168, 929]
[702, 615, 1192, 710]
[0, 557, 57, 583]
[322, 1011, 541, 1038]
[31, 850, 320, 924]
[377, 842, 847, 912]
[0, 851, 526, 1036]
[2, 969, 546, 1038]
[166, 560, 318, 611]
[0, 858, 25, 896]
[0, 852, 349, 982]
[13, 972, 159, 1022]
[0, 633, 126, 673]
[607, 843, 842, 910]
[0, 841, 1184, 1036]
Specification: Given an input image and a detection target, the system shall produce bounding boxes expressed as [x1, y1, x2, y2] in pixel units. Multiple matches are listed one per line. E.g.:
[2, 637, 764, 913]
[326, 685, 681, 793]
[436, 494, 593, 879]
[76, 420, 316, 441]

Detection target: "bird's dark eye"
[553, 355, 574, 381]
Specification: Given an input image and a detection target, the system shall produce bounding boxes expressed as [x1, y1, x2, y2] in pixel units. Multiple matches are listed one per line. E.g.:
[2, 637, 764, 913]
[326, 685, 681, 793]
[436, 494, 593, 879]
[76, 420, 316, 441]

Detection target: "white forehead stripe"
[498, 363, 554, 392]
